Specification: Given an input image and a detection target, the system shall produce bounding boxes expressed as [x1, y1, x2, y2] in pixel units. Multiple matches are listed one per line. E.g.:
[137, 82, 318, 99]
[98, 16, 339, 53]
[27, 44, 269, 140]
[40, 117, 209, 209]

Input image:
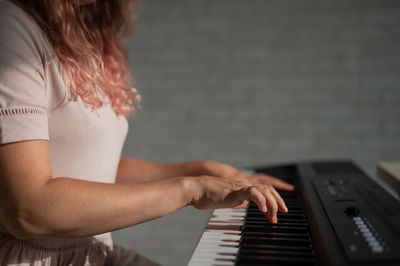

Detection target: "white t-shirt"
[0, 0, 128, 183]
[0, 0, 131, 263]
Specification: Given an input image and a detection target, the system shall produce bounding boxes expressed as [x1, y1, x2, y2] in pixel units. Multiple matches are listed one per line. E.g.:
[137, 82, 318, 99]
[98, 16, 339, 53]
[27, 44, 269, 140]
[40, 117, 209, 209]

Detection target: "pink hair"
[12, 0, 141, 116]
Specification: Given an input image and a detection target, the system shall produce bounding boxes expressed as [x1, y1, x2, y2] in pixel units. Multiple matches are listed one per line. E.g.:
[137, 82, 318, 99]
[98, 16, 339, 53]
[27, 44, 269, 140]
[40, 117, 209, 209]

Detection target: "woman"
[0, 0, 294, 265]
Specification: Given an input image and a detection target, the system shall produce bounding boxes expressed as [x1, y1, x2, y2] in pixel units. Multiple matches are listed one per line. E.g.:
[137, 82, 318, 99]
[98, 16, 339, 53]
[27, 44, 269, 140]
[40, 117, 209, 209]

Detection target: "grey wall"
[113, 1, 400, 265]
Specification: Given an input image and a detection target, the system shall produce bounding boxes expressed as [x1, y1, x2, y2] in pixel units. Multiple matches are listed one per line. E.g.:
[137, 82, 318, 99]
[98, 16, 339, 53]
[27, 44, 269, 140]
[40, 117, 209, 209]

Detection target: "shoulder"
[0, 0, 54, 68]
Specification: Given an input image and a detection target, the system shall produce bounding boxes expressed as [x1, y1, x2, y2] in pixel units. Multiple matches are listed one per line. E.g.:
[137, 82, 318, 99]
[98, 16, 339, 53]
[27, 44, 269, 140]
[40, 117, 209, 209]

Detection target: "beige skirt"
[0, 231, 159, 266]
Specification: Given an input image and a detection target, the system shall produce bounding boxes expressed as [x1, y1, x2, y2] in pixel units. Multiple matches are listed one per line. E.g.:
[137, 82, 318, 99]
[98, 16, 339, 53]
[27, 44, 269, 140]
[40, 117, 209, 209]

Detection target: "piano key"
[239, 248, 315, 258]
[190, 189, 313, 266]
[193, 245, 238, 250]
[196, 235, 239, 243]
[208, 220, 244, 225]
[242, 231, 310, 239]
[207, 224, 242, 231]
[244, 225, 308, 234]
[240, 243, 313, 252]
[236, 254, 317, 265]
[192, 246, 239, 253]
[195, 233, 240, 247]
[213, 209, 247, 214]
[189, 260, 235, 266]
[189, 256, 236, 266]
[197, 236, 239, 243]
[190, 256, 236, 262]
[243, 220, 308, 227]
[246, 212, 305, 219]
[244, 217, 306, 223]
[201, 231, 241, 239]
[240, 235, 312, 246]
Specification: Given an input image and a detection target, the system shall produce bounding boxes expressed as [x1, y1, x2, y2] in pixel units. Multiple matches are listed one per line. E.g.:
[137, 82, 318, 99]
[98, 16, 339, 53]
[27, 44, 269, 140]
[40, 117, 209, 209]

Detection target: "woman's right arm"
[0, 140, 287, 239]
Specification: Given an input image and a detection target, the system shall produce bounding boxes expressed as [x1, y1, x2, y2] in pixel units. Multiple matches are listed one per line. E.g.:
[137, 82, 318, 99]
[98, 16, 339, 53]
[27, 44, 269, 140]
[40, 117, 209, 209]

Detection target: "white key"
[199, 235, 240, 241]
[207, 223, 242, 230]
[194, 245, 238, 252]
[189, 260, 235, 266]
[190, 256, 236, 263]
[196, 241, 238, 247]
[189, 209, 248, 266]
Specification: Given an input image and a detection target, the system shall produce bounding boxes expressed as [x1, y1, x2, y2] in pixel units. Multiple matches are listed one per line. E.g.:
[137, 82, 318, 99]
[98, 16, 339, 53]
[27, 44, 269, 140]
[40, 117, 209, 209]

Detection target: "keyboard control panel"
[313, 179, 400, 262]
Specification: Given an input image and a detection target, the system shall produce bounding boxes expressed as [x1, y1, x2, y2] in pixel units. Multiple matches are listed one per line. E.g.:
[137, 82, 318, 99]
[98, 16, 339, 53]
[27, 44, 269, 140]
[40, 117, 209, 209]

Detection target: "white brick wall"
[123, 0, 400, 178]
[115, 1, 400, 264]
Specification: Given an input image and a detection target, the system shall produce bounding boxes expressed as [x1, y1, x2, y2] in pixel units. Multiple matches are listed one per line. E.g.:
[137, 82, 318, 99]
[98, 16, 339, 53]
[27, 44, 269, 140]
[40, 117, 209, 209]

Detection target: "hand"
[236, 172, 294, 191]
[186, 160, 294, 191]
[188, 175, 288, 223]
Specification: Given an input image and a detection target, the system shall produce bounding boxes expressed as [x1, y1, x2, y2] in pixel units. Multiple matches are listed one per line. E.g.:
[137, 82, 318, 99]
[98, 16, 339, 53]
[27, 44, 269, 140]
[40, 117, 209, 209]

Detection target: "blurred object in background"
[378, 161, 400, 195]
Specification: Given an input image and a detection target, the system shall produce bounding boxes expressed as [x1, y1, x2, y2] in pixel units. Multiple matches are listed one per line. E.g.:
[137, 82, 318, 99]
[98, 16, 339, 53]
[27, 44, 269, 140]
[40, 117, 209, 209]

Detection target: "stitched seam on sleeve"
[0, 106, 47, 117]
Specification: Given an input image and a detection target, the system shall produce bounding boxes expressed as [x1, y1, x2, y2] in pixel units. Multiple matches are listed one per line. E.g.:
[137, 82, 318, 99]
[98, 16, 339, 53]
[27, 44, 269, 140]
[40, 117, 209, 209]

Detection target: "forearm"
[116, 157, 197, 183]
[9, 176, 191, 239]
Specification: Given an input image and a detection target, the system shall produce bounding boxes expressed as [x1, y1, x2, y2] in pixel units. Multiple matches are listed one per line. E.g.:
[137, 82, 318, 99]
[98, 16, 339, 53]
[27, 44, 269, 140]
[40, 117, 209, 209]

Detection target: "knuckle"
[278, 198, 285, 205]
[271, 200, 278, 211]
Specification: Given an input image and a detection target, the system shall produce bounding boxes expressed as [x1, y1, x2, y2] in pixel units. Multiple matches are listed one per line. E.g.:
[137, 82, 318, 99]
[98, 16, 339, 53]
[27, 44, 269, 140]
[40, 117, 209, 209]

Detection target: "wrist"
[181, 160, 209, 177]
[178, 176, 198, 206]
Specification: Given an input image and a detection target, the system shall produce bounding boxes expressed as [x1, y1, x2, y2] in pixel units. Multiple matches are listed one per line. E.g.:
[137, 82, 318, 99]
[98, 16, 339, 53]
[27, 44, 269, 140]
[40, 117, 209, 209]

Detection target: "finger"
[225, 187, 250, 209]
[246, 186, 267, 213]
[269, 186, 288, 213]
[253, 174, 294, 191]
[233, 200, 248, 209]
[261, 187, 279, 223]
[266, 176, 294, 191]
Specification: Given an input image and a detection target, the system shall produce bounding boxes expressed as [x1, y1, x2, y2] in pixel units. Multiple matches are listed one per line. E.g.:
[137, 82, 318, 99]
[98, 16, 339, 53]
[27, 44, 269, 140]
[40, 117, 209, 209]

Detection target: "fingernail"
[262, 205, 267, 212]
[284, 206, 289, 212]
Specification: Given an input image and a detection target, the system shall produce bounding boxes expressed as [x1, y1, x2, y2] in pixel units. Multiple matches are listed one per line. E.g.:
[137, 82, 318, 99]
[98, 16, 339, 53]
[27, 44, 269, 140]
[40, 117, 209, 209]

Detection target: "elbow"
[2, 217, 39, 240]
[4, 222, 35, 239]
[1, 209, 55, 239]
[16, 212, 48, 239]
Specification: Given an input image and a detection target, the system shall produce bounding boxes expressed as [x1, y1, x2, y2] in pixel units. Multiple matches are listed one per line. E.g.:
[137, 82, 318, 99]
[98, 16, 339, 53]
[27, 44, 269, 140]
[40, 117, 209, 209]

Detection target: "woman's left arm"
[183, 160, 294, 191]
[116, 157, 187, 183]
[116, 158, 294, 191]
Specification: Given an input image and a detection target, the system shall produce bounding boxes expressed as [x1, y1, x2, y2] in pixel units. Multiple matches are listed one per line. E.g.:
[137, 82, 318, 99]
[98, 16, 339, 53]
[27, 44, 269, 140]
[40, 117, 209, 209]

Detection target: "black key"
[242, 231, 310, 239]
[245, 217, 307, 223]
[240, 248, 315, 258]
[244, 220, 308, 227]
[240, 243, 313, 252]
[240, 235, 311, 246]
[237, 254, 317, 266]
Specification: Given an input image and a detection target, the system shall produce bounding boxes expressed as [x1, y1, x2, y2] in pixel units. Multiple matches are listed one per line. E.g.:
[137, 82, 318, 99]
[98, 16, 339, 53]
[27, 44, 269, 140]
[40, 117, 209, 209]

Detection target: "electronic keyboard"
[188, 161, 400, 266]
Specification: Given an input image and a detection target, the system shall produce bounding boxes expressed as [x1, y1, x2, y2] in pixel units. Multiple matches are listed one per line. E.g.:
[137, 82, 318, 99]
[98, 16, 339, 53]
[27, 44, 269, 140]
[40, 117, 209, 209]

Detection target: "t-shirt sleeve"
[0, 8, 49, 144]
